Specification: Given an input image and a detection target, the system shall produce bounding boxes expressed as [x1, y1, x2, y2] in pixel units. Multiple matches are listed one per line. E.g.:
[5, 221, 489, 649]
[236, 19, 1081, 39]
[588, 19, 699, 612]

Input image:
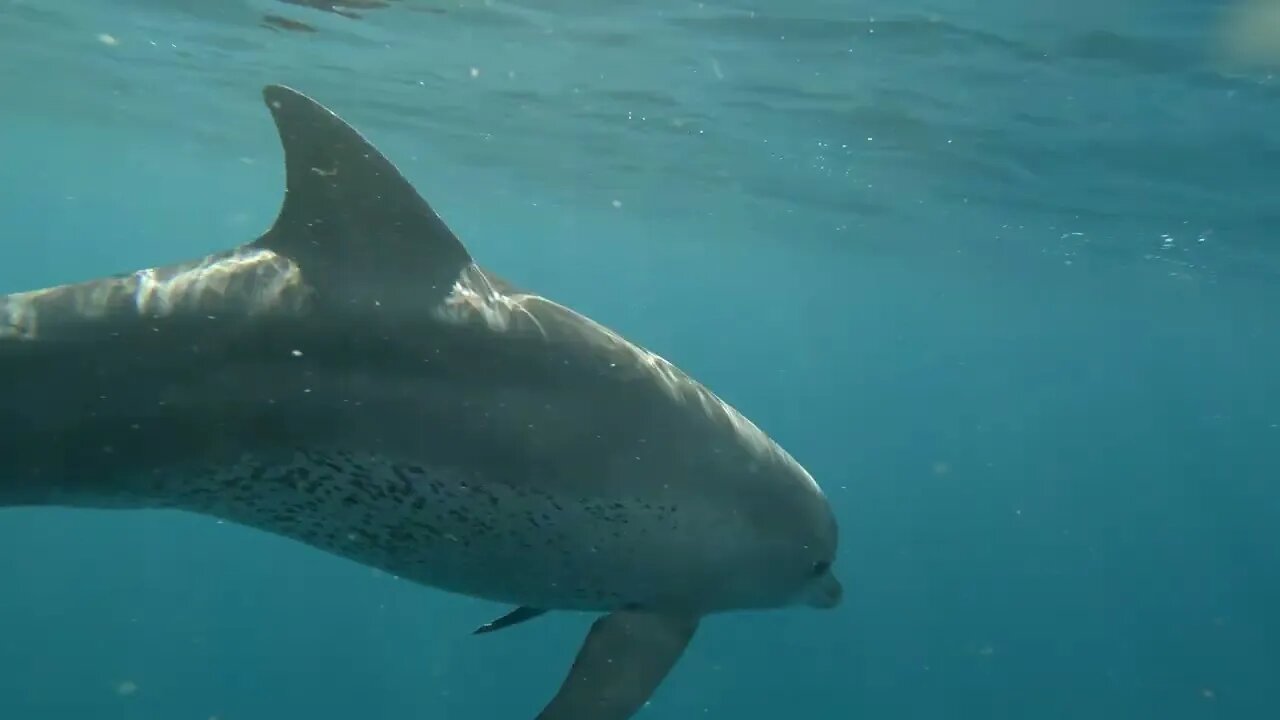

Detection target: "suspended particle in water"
[97, 33, 119, 46]
[115, 680, 138, 697]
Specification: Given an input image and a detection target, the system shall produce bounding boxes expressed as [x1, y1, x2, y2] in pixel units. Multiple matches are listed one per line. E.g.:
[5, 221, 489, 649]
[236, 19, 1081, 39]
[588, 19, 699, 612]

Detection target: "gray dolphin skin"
[0, 85, 842, 719]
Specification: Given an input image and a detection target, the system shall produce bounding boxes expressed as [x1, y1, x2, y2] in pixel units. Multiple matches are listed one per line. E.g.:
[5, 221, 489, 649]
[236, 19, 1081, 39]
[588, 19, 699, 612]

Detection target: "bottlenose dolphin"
[0, 85, 842, 719]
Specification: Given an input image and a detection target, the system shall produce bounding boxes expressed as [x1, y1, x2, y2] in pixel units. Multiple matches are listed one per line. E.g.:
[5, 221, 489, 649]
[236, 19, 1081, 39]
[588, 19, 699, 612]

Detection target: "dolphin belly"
[0, 398, 684, 612]
[154, 448, 686, 611]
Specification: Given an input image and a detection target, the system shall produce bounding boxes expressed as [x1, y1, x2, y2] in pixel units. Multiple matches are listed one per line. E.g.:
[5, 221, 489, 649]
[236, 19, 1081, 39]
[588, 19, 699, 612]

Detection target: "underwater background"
[0, 0, 1277, 718]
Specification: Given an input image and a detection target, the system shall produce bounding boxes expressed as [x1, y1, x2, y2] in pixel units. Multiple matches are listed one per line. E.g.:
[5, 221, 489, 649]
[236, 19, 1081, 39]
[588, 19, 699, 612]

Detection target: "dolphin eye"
[811, 560, 831, 577]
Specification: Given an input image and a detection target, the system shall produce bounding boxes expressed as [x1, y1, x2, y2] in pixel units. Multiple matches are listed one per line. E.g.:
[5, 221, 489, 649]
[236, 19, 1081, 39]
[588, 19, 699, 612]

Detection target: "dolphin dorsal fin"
[253, 84, 473, 312]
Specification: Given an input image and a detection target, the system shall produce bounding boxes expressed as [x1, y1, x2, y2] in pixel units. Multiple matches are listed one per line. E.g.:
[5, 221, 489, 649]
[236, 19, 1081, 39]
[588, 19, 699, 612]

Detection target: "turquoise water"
[1, 0, 1277, 717]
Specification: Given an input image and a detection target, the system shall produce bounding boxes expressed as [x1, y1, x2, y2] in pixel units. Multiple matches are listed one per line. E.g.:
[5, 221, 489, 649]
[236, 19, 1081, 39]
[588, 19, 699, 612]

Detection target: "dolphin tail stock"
[0, 457, 24, 507]
[0, 340, 56, 508]
[535, 611, 699, 720]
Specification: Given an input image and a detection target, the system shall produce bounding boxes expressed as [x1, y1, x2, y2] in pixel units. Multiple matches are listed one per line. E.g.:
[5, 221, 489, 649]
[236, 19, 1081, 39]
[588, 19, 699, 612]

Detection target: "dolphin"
[0, 85, 842, 719]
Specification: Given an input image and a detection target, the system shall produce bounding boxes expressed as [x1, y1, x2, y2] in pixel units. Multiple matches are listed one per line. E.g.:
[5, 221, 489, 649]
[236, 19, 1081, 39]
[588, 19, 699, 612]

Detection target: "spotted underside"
[144, 449, 689, 611]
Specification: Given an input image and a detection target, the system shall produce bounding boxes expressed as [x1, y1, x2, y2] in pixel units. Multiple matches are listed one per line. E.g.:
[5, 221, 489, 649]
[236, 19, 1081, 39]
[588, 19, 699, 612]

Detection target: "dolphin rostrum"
[0, 85, 842, 719]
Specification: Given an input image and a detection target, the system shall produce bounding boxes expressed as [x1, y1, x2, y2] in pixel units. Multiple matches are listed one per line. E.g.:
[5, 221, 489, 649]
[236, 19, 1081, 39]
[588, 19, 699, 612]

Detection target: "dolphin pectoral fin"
[472, 606, 547, 635]
[536, 611, 699, 720]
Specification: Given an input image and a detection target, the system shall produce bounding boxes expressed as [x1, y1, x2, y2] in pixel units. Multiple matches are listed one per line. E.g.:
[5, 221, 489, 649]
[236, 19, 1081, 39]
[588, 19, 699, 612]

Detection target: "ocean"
[0, 0, 1276, 718]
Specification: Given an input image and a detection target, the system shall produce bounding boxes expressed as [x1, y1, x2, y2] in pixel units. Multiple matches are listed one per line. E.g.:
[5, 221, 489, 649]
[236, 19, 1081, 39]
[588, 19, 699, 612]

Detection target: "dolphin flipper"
[536, 611, 699, 720]
[472, 606, 547, 635]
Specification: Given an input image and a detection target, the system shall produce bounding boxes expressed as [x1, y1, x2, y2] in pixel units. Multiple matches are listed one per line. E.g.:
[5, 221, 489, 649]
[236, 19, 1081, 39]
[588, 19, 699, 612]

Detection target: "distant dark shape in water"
[261, 14, 317, 33]
[274, 0, 397, 21]
[0, 84, 842, 719]
[260, 0, 447, 31]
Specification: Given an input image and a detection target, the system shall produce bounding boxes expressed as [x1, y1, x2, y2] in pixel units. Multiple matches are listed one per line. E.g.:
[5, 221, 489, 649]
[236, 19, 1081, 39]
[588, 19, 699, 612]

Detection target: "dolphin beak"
[804, 572, 843, 609]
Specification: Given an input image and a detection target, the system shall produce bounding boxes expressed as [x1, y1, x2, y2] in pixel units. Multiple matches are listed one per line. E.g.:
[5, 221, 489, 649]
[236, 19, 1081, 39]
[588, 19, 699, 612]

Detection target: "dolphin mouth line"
[805, 573, 844, 609]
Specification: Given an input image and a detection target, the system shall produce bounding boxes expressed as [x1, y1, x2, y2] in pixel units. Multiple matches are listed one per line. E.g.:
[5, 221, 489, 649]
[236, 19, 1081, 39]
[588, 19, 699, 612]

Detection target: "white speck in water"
[469, 67, 481, 78]
[97, 33, 119, 46]
[611, 199, 622, 208]
[291, 349, 303, 357]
